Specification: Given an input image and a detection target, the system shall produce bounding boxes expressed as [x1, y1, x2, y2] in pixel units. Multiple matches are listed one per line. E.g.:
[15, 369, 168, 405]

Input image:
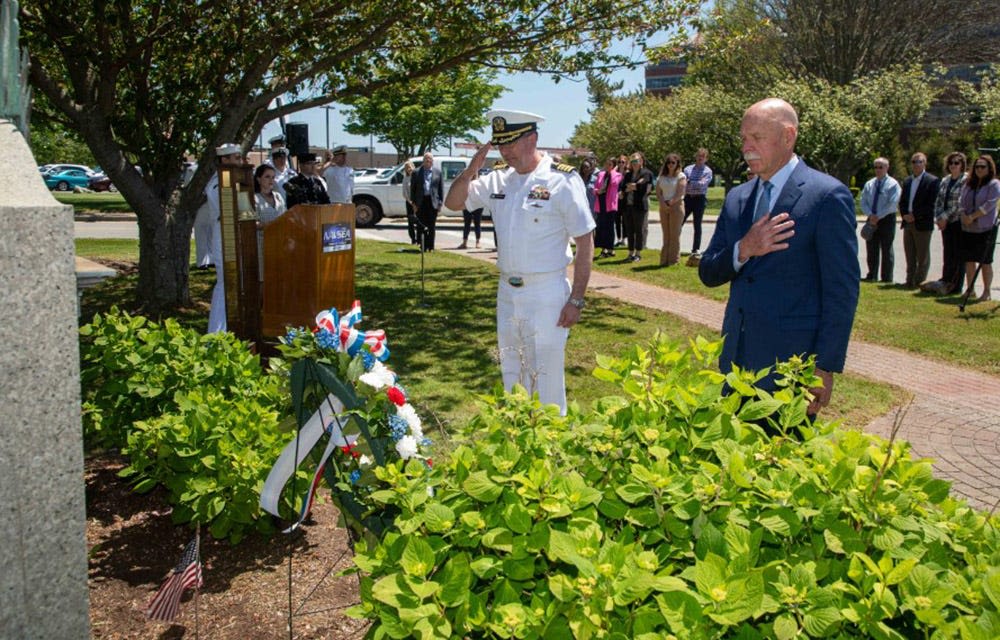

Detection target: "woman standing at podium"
[254, 164, 287, 280]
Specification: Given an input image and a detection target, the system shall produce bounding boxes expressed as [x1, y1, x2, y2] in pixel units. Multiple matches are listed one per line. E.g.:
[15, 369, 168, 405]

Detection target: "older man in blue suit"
[699, 98, 859, 416]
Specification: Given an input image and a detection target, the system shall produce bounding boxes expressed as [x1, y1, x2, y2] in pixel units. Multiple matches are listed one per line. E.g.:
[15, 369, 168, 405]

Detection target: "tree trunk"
[135, 201, 197, 314]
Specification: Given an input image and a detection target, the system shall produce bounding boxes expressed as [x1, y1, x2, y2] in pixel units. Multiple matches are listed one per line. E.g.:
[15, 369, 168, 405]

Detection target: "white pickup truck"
[351, 156, 474, 227]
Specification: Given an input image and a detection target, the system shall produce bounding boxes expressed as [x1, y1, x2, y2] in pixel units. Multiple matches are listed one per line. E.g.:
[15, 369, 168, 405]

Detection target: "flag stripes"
[146, 536, 203, 623]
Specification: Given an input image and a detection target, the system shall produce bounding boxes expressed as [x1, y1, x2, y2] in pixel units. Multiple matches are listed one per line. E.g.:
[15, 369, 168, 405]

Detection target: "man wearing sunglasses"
[899, 152, 940, 289]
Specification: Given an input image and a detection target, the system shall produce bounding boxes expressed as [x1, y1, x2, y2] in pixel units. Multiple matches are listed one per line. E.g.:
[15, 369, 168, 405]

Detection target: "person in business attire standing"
[859, 157, 901, 282]
[959, 155, 1000, 301]
[656, 152, 687, 267]
[683, 148, 713, 260]
[927, 152, 967, 294]
[401, 161, 417, 245]
[410, 152, 443, 251]
[899, 152, 940, 288]
[593, 156, 622, 258]
[621, 152, 654, 262]
[699, 98, 859, 417]
[445, 109, 595, 416]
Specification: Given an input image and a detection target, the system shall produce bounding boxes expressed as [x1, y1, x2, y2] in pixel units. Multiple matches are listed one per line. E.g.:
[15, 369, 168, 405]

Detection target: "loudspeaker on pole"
[286, 123, 309, 156]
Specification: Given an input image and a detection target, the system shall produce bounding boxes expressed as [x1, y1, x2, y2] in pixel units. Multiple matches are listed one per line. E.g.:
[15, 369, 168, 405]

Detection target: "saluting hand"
[467, 142, 492, 176]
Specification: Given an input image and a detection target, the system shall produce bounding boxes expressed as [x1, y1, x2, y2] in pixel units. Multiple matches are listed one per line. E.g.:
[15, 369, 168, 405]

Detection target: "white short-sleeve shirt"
[465, 154, 595, 274]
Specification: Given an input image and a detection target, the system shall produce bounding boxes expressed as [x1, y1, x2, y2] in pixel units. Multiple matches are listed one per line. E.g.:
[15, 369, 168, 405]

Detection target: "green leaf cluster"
[80, 308, 294, 542]
[119, 386, 291, 543]
[350, 335, 1000, 638]
[80, 307, 284, 449]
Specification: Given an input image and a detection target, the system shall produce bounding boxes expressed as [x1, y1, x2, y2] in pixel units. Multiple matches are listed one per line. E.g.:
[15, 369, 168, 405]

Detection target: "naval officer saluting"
[445, 109, 595, 415]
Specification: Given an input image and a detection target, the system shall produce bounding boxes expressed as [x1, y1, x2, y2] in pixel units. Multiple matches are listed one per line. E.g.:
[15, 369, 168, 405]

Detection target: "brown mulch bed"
[86, 452, 369, 639]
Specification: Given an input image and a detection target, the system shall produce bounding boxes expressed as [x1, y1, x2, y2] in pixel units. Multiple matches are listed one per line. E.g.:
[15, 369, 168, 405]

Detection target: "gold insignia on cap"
[492, 116, 506, 132]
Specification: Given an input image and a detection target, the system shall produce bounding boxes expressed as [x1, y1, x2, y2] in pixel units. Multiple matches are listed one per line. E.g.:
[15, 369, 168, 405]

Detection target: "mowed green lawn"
[56, 191, 134, 213]
[77, 238, 904, 432]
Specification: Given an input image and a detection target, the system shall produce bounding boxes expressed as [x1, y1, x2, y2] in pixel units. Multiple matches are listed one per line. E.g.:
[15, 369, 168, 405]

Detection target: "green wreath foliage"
[348, 335, 1000, 639]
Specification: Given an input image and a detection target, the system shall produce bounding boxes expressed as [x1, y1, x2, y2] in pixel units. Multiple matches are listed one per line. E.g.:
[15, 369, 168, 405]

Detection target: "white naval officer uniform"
[465, 153, 595, 414]
[324, 164, 354, 204]
[205, 171, 227, 333]
[192, 165, 215, 268]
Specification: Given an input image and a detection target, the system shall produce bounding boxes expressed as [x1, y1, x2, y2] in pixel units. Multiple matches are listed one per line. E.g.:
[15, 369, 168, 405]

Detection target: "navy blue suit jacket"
[698, 160, 859, 388]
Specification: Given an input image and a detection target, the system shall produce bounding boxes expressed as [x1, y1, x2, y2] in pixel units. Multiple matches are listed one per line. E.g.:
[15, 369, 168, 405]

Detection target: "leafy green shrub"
[79, 307, 284, 449]
[79, 307, 296, 542]
[119, 384, 296, 543]
[349, 336, 1000, 639]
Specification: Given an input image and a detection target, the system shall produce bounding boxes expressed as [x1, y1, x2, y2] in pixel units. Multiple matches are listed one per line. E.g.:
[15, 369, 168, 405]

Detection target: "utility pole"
[321, 105, 336, 150]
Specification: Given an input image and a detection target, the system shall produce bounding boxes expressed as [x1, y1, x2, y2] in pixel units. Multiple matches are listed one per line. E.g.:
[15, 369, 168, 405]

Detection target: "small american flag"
[146, 535, 203, 623]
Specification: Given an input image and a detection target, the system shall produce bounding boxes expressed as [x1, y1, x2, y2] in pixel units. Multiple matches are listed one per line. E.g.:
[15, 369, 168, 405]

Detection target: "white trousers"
[207, 220, 226, 333]
[193, 203, 215, 267]
[496, 272, 571, 415]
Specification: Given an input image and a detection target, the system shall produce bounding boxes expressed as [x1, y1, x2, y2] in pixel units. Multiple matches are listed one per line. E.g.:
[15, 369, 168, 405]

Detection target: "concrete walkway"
[460, 249, 1000, 512]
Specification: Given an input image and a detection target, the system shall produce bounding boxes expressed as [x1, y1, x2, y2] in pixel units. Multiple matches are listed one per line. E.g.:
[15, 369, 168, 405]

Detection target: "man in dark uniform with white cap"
[445, 109, 595, 415]
[284, 153, 331, 208]
[206, 143, 243, 333]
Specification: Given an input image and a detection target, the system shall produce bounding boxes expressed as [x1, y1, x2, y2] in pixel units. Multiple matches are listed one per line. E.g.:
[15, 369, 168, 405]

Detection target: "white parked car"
[42, 163, 100, 177]
[352, 156, 479, 227]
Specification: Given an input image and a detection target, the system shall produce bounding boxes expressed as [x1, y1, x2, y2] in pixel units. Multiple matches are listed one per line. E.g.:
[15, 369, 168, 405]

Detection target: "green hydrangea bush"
[80, 307, 284, 449]
[348, 336, 1000, 639]
[79, 308, 297, 542]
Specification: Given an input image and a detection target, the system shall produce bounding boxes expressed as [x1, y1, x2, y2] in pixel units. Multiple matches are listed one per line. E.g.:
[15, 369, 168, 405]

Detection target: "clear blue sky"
[258, 42, 655, 156]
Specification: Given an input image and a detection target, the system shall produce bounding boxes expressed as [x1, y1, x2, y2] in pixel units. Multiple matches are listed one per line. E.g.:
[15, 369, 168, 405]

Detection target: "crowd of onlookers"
[575, 145, 998, 300]
[198, 136, 998, 313]
[859, 151, 998, 301]
[579, 148, 715, 267]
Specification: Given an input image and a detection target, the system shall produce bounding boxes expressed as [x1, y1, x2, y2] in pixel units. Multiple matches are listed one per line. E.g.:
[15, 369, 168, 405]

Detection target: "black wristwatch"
[568, 297, 586, 310]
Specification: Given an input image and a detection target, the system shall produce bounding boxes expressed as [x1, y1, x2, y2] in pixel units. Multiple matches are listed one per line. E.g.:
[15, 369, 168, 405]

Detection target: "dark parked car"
[89, 175, 117, 192]
[43, 169, 92, 191]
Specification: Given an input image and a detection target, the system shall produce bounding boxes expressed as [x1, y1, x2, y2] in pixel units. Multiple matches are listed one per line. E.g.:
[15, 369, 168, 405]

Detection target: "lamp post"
[321, 105, 336, 151]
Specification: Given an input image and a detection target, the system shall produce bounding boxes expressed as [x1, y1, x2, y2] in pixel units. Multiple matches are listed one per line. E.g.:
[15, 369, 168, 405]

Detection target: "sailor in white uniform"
[206, 143, 243, 334]
[268, 147, 296, 200]
[445, 110, 595, 415]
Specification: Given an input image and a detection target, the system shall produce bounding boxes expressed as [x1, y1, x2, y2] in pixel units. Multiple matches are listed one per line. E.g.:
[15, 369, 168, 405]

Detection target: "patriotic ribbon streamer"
[259, 393, 356, 533]
[315, 300, 389, 361]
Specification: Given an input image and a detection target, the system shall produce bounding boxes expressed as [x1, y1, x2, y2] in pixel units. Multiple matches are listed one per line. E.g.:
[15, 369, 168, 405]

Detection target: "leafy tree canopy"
[678, 0, 999, 87]
[20, 0, 700, 311]
[342, 67, 505, 161]
[574, 67, 936, 188]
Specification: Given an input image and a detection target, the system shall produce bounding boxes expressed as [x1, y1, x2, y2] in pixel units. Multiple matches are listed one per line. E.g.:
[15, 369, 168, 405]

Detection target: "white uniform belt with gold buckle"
[501, 270, 564, 288]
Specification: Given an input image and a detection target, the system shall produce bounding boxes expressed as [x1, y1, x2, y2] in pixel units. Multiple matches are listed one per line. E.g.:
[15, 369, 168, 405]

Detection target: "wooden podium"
[261, 204, 356, 338]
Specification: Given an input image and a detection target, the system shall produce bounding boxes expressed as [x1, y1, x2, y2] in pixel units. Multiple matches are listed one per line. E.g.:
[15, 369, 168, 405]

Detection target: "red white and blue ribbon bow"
[315, 300, 389, 361]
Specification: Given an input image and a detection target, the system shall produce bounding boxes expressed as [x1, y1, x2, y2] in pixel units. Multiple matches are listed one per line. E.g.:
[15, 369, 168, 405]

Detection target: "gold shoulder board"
[553, 162, 576, 173]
